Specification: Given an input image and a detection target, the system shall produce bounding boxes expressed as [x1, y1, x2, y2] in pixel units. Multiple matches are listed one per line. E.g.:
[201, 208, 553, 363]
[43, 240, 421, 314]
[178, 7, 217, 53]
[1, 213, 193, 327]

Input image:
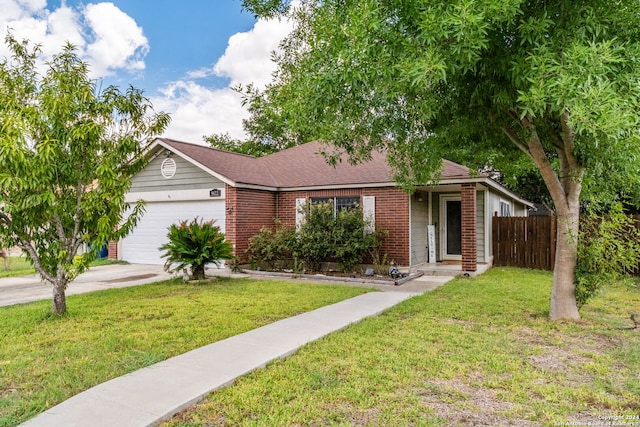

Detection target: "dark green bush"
[296, 201, 379, 272]
[294, 202, 335, 271]
[246, 221, 296, 270]
[245, 202, 384, 273]
[159, 218, 234, 280]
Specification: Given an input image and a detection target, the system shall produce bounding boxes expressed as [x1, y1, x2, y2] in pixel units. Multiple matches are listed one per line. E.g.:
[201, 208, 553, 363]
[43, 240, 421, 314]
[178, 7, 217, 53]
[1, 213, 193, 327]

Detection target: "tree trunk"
[502, 112, 584, 320]
[192, 264, 206, 281]
[549, 210, 581, 320]
[52, 283, 67, 314]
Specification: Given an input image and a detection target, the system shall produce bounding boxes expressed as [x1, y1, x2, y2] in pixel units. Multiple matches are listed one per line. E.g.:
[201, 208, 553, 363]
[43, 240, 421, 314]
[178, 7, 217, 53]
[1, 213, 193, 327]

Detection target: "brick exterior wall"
[274, 187, 410, 266]
[461, 183, 477, 272]
[225, 185, 276, 262]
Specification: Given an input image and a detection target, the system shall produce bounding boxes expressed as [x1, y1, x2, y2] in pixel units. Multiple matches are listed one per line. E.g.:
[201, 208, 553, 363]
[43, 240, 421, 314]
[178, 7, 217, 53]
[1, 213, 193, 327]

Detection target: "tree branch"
[519, 115, 571, 214]
[501, 125, 531, 157]
[560, 111, 580, 171]
[19, 237, 57, 284]
[53, 215, 67, 244]
[0, 211, 11, 227]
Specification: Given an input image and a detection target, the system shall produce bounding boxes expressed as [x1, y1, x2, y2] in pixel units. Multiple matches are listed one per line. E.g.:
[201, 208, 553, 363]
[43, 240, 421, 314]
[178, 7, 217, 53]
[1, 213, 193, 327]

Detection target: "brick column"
[461, 183, 477, 273]
[225, 184, 238, 259]
[107, 240, 118, 259]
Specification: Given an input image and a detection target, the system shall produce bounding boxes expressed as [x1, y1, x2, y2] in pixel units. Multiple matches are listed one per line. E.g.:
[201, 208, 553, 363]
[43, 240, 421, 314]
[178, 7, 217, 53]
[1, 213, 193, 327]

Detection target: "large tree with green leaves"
[0, 35, 169, 314]
[241, 0, 640, 319]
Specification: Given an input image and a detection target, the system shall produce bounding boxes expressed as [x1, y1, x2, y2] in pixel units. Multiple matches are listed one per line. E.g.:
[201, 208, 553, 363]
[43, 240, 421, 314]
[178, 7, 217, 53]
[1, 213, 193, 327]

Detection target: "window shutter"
[295, 198, 307, 231]
[362, 196, 375, 234]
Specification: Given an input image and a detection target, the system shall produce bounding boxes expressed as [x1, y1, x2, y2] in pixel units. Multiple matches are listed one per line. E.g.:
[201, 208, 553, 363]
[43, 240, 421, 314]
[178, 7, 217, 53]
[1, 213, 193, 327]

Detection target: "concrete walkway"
[13, 268, 454, 427]
[20, 291, 426, 427]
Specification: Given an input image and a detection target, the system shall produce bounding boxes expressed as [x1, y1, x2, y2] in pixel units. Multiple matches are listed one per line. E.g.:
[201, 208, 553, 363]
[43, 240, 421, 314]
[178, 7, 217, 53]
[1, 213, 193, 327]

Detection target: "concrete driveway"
[0, 264, 173, 308]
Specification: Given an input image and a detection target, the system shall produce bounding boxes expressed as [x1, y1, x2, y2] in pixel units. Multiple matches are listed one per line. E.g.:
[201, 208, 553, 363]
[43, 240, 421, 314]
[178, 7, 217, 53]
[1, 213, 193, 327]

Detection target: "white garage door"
[120, 200, 226, 265]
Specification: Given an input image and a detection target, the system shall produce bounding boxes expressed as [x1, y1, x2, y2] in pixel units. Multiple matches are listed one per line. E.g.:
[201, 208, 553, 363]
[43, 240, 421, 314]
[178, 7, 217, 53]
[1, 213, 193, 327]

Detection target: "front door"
[441, 196, 462, 259]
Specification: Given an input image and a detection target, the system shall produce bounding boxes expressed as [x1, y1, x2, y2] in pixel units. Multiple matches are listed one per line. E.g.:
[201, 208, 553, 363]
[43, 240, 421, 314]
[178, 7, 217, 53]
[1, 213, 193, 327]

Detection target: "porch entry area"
[413, 184, 478, 273]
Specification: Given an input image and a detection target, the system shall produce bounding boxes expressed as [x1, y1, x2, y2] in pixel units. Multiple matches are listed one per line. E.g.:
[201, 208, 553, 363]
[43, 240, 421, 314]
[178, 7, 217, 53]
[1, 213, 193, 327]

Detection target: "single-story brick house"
[111, 138, 531, 273]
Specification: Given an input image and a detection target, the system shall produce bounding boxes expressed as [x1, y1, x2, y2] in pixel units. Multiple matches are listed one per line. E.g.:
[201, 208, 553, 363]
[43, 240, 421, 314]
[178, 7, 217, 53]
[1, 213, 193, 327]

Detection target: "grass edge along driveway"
[165, 267, 640, 427]
[0, 277, 372, 427]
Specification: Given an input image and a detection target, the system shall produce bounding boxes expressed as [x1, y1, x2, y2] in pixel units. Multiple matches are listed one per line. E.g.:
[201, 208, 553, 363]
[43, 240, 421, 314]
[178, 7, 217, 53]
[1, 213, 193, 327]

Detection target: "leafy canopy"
[241, 0, 640, 204]
[0, 34, 169, 311]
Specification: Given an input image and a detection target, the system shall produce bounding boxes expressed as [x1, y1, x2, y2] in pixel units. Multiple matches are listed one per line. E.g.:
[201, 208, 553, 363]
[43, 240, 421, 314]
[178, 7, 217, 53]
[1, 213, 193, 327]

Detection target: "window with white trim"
[297, 196, 375, 232]
[310, 196, 360, 215]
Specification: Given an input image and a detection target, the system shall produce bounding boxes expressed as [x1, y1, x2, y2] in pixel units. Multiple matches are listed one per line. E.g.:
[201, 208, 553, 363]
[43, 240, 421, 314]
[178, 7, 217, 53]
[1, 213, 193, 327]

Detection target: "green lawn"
[165, 268, 640, 427]
[0, 256, 126, 278]
[0, 257, 34, 278]
[0, 277, 371, 427]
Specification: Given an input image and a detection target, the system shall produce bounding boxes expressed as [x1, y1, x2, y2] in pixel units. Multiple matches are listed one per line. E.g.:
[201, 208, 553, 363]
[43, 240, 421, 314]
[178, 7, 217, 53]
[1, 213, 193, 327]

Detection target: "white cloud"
[214, 17, 294, 88]
[153, 81, 249, 143]
[83, 2, 148, 77]
[156, 16, 294, 143]
[0, 1, 147, 79]
[0, 0, 295, 145]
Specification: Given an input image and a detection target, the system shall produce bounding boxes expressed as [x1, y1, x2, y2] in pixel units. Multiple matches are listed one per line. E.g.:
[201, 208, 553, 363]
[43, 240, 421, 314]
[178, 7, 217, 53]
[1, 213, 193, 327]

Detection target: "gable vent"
[161, 158, 177, 179]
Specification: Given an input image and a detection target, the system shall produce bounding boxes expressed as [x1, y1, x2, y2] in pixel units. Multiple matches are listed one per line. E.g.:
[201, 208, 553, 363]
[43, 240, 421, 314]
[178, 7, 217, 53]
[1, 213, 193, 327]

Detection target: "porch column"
[461, 183, 477, 273]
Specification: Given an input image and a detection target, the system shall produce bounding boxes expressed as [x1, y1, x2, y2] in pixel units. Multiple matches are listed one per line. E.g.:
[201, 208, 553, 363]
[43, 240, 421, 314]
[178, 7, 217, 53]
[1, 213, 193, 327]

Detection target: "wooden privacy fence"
[492, 215, 557, 270]
[493, 214, 640, 272]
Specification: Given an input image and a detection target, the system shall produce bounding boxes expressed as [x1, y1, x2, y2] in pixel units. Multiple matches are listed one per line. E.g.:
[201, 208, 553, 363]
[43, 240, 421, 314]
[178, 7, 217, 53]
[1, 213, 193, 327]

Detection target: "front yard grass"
[165, 268, 640, 427]
[0, 257, 34, 278]
[0, 256, 126, 278]
[0, 277, 371, 426]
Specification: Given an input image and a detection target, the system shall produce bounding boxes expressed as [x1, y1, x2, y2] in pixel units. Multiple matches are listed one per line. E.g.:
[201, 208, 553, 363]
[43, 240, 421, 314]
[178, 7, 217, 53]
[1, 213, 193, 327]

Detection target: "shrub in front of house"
[159, 218, 234, 280]
[294, 202, 336, 271]
[246, 221, 297, 271]
[247, 202, 382, 273]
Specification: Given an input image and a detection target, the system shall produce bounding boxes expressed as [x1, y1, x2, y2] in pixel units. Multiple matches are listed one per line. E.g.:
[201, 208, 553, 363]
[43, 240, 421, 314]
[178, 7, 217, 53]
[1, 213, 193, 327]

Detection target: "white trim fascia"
[429, 177, 534, 208]
[154, 139, 238, 187]
[125, 189, 225, 203]
[234, 183, 279, 191]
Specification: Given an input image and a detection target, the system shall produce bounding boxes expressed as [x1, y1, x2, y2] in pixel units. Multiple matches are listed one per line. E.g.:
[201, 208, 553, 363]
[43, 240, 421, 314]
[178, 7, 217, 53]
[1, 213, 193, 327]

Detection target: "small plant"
[159, 218, 234, 280]
[368, 229, 389, 275]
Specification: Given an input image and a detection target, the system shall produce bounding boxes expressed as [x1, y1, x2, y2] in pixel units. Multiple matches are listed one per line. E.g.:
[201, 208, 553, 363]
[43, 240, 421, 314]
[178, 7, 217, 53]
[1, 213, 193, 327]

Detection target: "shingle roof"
[258, 141, 396, 188]
[156, 138, 473, 189]
[158, 138, 277, 186]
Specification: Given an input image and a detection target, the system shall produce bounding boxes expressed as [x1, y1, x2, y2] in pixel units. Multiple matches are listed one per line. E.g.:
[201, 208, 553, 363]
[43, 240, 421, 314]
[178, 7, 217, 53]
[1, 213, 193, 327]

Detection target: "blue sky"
[1, 0, 294, 142]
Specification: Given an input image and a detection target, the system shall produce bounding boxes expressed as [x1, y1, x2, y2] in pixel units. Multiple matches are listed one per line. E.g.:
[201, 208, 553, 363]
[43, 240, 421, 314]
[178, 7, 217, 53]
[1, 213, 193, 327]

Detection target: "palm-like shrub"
[159, 218, 234, 280]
